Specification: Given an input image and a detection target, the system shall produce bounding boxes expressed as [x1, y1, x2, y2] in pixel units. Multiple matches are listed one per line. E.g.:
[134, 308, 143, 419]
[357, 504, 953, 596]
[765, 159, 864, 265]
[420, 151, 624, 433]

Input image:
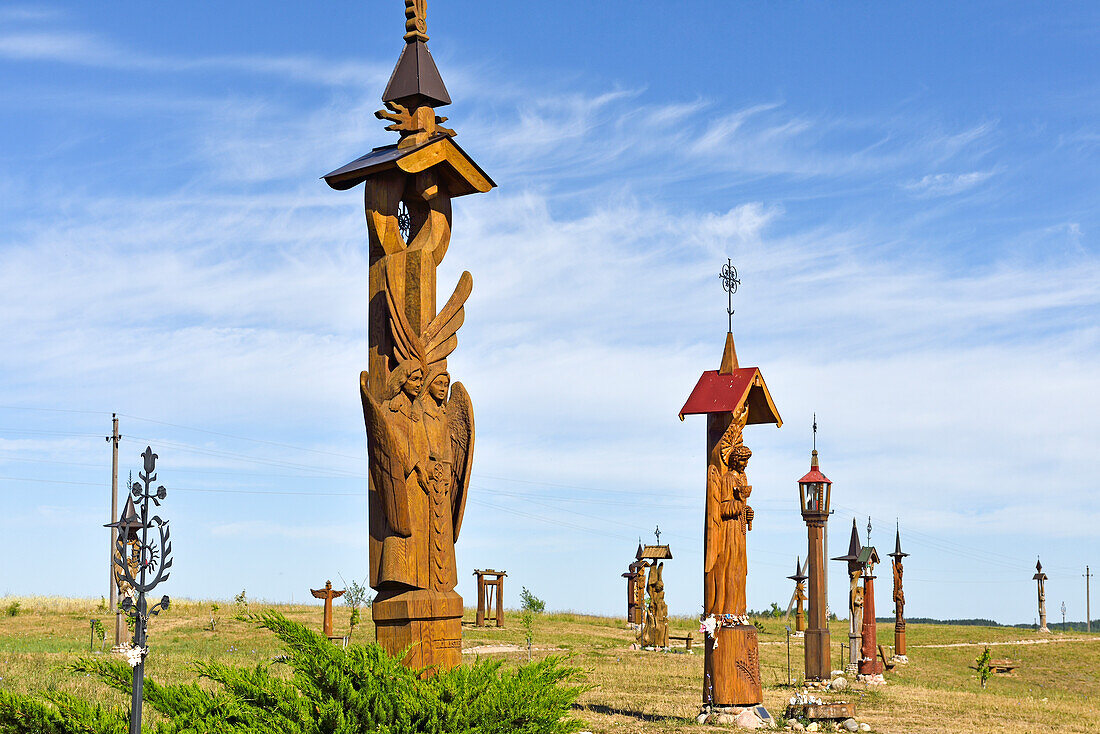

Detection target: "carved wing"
[385, 263, 472, 370]
[360, 371, 413, 537]
[448, 381, 474, 540]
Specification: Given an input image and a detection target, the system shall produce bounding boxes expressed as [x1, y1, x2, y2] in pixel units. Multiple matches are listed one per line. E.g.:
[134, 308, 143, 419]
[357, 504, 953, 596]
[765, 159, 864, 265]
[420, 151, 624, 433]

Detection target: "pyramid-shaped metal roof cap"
[832, 518, 863, 563]
[889, 524, 909, 559]
[787, 557, 808, 583]
[382, 40, 451, 109]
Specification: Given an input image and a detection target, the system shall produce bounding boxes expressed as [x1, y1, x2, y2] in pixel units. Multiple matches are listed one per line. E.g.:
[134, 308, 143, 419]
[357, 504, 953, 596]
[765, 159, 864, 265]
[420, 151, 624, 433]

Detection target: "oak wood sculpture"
[324, 0, 494, 673]
[889, 526, 909, 657]
[680, 330, 782, 707]
[310, 580, 346, 639]
[473, 569, 506, 627]
[622, 559, 647, 625]
[639, 562, 669, 648]
[859, 568, 883, 676]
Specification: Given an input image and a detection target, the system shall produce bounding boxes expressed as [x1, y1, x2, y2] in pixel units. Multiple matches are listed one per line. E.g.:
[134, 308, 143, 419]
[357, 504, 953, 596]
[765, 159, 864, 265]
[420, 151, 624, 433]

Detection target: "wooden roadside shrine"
[833, 518, 864, 677]
[679, 266, 782, 707]
[889, 524, 909, 659]
[857, 523, 882, 677]
[324, 0, 494, 672]
[622, 545, 648, 625]
[1034, 558, 1050, 633]
[797, 440, 833, 681]
[311, 580, 346, 639]
[787, 558, 807, 633]
[473, 569, 506, 627]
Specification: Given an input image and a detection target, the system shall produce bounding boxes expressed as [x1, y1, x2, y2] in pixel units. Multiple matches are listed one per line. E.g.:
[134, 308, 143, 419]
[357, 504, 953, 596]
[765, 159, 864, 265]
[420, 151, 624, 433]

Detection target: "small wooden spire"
[718, 331, 739, 374]
[404, 0, 429, 43]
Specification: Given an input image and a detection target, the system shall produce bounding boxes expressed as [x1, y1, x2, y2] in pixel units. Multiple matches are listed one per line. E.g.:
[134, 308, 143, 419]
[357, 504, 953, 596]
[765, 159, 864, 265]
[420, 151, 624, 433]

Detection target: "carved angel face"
[428, 372, 450, 401]
[403, 369, 423, 398]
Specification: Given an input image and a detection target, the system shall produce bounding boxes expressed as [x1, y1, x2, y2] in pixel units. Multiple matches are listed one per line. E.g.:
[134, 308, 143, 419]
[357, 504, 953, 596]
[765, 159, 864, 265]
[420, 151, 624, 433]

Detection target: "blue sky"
[0, 1, 1097, 625]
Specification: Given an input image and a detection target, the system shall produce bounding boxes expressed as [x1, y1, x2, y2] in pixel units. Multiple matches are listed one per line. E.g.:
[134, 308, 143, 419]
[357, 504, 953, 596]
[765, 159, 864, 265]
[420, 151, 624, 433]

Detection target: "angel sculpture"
[361, 265, 474, 594]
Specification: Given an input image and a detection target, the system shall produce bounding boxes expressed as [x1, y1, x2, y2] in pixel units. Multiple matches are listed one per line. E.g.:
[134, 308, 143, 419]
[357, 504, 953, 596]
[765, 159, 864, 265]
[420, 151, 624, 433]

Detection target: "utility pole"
[1086, 566, 1093, 633]
[106, 414, 121, 645]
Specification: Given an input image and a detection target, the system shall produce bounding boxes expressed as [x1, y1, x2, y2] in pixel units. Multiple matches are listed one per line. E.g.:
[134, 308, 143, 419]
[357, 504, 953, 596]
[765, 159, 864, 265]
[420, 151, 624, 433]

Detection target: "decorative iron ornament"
[397, 201, 412, 242]
[105, 446, 172, 734]
[719, 258, 740, 333]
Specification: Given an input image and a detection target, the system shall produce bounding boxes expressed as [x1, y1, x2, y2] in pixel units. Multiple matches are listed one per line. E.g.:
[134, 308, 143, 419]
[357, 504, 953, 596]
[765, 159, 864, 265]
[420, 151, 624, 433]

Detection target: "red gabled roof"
[798, 467, 831, 484]
[678, 367, 782, 426]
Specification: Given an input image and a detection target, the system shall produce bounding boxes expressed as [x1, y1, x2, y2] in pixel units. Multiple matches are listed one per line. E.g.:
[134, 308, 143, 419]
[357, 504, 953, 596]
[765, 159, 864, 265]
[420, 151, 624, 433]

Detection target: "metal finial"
[654, 525, 661, 545]
[867, 516, 872, 546]
[719, 258, 740, 333]
[812, 413, 817, 451]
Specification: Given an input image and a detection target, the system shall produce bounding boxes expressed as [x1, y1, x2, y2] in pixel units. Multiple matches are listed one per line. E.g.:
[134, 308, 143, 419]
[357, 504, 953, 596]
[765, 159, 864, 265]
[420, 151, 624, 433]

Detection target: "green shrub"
[0, 612, 588, 734]
[6, 601, 20, 617]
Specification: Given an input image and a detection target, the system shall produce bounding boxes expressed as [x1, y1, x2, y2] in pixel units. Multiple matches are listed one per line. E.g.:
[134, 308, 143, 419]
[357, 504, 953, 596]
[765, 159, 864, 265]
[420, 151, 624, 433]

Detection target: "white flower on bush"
[119, 644, 146, 668]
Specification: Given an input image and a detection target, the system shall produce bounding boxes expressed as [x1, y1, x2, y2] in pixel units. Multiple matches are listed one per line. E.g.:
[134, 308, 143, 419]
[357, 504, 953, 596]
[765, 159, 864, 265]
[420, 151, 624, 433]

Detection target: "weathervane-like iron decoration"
[105, 446, 172, 734]
[719, 258, 741, 333]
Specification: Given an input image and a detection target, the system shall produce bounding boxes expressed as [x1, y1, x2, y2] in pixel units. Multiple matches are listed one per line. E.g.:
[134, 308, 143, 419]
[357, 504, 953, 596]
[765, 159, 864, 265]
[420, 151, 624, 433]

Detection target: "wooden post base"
[373, 589, 463, 673]
[703, 624, 762, 706]
[804, 627, 832, 681]
[894, 625, 906, 657]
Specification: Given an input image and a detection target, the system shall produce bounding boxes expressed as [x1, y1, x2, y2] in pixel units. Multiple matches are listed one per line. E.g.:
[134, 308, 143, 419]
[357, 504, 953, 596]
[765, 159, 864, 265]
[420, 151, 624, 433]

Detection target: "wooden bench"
[669, 633, 694, 651]
[989, 659, 1017, 674]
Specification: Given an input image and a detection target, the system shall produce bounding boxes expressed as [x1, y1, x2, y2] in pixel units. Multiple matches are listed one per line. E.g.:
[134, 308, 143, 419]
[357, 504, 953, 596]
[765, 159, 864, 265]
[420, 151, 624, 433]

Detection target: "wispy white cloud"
[903, 170, 996, 196]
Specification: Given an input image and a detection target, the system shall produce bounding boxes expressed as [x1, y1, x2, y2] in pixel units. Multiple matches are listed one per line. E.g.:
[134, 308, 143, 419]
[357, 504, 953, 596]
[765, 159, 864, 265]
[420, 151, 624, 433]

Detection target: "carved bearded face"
[428, 372, 449, 401]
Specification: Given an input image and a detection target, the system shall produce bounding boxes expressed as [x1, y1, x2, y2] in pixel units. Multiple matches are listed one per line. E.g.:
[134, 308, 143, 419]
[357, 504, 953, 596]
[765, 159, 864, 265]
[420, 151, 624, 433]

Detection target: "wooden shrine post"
[680, 324, 782, 707]
[797, 445, 833, 681]
[1034, 558, 1049, 633]
[833, 519, 863, 677]
[324, 0, 494, 673]
[311, 580, 346, 638]
[889, 524, 909, 660]
[622, 552, 648, 625]
[473, 569, 506, 627]
[857, 541, 882, 676]
[787, 558, 808, 633]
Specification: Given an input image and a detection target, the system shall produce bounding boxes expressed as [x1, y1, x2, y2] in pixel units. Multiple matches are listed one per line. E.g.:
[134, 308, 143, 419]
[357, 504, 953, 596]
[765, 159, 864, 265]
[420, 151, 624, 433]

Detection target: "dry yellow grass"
[1, 596, 1097, 733]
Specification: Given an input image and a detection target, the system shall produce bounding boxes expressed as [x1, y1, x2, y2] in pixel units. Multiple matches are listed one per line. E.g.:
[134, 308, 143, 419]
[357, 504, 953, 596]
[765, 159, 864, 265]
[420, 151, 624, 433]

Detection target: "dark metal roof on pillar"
[1033, 557, 1047, 580]
[832, 518, 863, 567]
[787, 557, 808, 583]
[382, 40, 451, 109]
[889, 524, 909, 560]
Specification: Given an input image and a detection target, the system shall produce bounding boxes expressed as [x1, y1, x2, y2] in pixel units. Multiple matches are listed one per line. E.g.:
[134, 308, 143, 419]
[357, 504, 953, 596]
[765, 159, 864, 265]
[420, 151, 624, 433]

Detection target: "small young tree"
[234, 590, 249, 619]
[520, 587, 546, 614]
[976, 646, 992, 689]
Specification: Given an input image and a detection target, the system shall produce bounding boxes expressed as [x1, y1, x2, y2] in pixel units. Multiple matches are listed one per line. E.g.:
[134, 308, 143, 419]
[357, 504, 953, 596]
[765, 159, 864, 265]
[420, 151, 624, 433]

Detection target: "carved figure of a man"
[705, 405, 753, 614]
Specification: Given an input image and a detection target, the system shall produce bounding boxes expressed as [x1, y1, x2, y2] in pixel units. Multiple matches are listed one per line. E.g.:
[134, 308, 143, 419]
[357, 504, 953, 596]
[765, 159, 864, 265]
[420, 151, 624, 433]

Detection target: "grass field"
[1, 596, 1097, 733]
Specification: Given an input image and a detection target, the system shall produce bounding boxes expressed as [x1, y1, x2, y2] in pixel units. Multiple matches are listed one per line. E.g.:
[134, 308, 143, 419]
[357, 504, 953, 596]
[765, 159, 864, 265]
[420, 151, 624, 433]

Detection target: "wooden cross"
[310, 580, 345, 638]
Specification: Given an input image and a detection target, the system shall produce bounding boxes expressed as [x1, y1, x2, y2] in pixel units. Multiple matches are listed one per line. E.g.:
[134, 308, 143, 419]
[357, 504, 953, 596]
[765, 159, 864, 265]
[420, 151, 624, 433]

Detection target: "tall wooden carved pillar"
[857, 539, 882, 676]
[473, 569, 506, 627]
[324, 0, 494, 672]
[833, 519, 863, 677]
[788, 559, 808, 633]
[680, 330, 782, 707]
[1034, 559, 1049, 633]
[889, 525, 909, 660]
[798, 448, 832, 680]
[623, 554, 648, 625]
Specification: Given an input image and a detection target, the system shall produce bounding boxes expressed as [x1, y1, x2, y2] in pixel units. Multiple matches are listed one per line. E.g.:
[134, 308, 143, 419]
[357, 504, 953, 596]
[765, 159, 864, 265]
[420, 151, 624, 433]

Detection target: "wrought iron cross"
[654, 525, 661, 545]
[719, 258, 740, 333]
[867, 516, 872, 547]
[812, 413, 817, 451]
